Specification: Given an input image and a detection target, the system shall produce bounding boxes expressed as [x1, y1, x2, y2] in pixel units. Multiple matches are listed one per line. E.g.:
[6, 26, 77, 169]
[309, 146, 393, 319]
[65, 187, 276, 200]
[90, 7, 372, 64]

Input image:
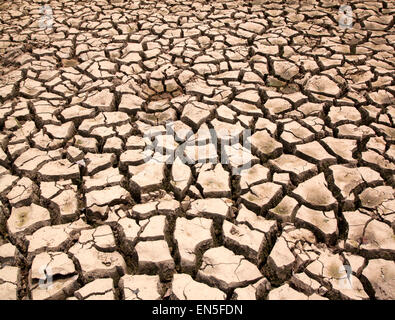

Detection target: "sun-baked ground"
[0, 0, 394, 300]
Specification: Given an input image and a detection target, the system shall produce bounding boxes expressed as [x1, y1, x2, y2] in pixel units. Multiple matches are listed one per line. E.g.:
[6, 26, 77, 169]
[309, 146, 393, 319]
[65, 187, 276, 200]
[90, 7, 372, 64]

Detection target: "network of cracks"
[0, 0, 394, 300]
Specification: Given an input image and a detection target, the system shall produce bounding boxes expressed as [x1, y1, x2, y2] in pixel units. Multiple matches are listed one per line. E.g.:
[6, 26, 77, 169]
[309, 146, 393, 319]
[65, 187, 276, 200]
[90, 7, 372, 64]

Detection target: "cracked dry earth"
[0, 0, 394, 301]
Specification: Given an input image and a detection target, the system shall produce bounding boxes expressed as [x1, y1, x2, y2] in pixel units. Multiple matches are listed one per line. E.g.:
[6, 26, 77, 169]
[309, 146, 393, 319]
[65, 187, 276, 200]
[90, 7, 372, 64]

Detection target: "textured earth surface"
[0, 0, 394, 300]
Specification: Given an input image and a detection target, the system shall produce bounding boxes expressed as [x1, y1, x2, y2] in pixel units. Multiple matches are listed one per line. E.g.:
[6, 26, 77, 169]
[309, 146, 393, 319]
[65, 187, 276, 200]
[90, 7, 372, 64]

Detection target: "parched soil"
[0, 0, 394, 300]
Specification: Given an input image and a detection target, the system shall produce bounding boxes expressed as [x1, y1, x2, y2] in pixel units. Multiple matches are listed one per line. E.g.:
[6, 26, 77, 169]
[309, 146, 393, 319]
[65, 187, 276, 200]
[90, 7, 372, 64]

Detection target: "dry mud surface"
[0, 0, 394, 300]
